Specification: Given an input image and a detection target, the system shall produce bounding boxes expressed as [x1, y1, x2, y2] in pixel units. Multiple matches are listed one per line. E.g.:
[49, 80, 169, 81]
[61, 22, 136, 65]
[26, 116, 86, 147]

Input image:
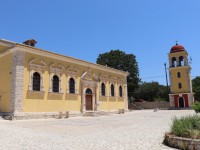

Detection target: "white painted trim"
[29, 71, 44, 92]
[66, 76, 78, 94]
[169, 92, 194, 95]
[28, 59, 46, 91]
[110, 83, 115, 97]
[14, 46, 129, 76]
[0, 47, 17, 58]
[0, 46, 128, 76]
[49, 73, 62, 93]
[100, 82, 106, 96]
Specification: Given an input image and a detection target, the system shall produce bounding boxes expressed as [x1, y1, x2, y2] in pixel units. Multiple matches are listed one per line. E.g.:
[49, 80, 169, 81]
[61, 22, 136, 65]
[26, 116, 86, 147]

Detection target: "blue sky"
[1, 1, 200, 85]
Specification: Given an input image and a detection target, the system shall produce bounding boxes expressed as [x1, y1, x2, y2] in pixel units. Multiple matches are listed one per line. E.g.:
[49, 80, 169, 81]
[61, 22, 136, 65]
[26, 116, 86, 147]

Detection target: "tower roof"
[170, 44, 185, 53]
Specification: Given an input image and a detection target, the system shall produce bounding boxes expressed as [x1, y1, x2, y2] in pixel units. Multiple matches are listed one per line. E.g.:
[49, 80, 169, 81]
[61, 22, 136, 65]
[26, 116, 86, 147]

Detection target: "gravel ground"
[0, 110, 195, 150]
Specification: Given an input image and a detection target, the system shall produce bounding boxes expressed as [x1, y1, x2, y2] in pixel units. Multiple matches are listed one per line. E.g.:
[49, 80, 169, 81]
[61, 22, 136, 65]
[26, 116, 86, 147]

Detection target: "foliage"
[192, 102, 200, 113]
[192, 76, 200, 101]
[135, 81, 168, 101]
[96, 50, 140, 99]
[170, 115, 200, 139]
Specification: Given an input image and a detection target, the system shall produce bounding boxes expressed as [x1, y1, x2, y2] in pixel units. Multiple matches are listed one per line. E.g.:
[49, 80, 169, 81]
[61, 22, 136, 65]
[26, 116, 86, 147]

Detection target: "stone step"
[83, 112, 98, 117]
[82, 111, 110, 117]
[0, 116, 6, 120]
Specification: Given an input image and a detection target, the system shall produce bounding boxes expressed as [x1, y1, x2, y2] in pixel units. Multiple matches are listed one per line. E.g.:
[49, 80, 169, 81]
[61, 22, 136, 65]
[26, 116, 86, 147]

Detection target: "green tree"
[96, 50, 140, 99]
[136, 82, 168, 101]
[158, 84, 168, 101]
[192, 76, 200, 101]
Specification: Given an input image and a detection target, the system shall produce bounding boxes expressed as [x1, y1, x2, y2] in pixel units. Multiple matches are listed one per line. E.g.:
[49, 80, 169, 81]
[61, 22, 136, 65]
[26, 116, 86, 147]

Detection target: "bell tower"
[168, 43, 194, 108]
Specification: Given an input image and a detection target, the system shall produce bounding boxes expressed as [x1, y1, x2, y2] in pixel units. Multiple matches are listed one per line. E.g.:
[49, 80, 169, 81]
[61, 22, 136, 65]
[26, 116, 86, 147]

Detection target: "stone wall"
[1, 111, 81, 120]
[129, 101, 170, 109]
[10, 50, 25, 113]
[164, 133, 200, 150]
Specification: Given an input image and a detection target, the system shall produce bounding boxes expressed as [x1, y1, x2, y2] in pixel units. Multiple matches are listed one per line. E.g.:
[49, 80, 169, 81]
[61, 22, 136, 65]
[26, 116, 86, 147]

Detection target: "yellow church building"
[168, 43, 194, 108]
[0, 39, 129, 119]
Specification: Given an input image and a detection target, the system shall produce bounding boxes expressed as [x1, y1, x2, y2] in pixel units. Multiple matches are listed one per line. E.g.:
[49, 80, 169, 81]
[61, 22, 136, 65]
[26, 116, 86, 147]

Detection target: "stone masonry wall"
[10, 50, 25, 113]
[129, 101, 170, 109]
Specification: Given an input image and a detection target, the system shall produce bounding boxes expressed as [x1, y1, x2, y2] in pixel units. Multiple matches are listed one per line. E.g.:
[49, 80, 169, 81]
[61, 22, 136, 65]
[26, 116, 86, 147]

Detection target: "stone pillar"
[169, 70, 173, 92]
[169, 58, 172, 67]
[92, 94, 95, 111]
[176, 57, 179, 67]
[41, 71, 44, 91]
[169, 94, 175, 108]
[49, 74, 52, 92]
[184, 57, 188, 66]
[10, 50, 25, 114]
[75, 77, 78, 94]
[82, 88, 86, 112]
[96, 83, 99, 111]
[59, 78, 62, 93]
[28, 70, 33, 90]
[188, 93, 194, 107]
[124, 85, 128, 110]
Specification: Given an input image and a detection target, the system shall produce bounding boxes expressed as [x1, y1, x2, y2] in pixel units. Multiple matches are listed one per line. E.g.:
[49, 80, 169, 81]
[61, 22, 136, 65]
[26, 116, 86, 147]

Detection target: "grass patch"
[171, 115, 200, 139]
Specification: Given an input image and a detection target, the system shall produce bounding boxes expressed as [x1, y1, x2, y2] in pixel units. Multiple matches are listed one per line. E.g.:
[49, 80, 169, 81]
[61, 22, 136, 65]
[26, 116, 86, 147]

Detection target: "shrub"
[171, 115, 200, 139]
[192, 102, 200, 113]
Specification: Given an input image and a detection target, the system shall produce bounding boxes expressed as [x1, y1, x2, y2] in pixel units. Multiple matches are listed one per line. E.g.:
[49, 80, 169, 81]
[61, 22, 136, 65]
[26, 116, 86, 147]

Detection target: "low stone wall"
[129, 101, 170, 109]
[1, 111, 81, 120]
[164, 133, 200, 150]
[0, 110, 124, 120]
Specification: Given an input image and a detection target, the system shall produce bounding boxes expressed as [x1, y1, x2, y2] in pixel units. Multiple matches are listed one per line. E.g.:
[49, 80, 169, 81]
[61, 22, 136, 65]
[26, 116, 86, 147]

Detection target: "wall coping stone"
[164, 133, 200, 150]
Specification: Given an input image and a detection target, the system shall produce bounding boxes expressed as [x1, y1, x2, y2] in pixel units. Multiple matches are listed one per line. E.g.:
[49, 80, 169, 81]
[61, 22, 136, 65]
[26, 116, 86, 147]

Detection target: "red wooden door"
[86, 95, 92, 110]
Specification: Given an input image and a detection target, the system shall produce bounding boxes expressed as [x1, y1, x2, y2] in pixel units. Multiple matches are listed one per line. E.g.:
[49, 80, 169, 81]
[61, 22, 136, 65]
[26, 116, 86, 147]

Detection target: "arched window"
[177, 72, 181, 78]
[171, 57, 177, 67]
[179, 56, 184, 66]
[32, 72, 40, 91]
[69, 78, 75, 93]
[101, 83, 106, 96]
[178, 83, 182, 89]
[111, 84, 115, 96]
[86, 88, 92, 94]
[53, 75, 59, 92]
[119, 85, 123, 97]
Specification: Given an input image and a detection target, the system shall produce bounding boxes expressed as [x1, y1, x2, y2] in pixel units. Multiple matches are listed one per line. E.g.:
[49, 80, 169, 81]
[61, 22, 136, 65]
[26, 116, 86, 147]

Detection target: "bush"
[192, 102, 200, 113]
[171, 115, 200, 139]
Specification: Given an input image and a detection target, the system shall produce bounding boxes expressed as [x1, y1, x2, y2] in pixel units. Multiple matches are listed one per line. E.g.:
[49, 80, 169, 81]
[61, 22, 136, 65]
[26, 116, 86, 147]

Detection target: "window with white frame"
[101, 83, 106, 96]
[119, 85, 123, 97]
[32, 72, 41, 91]
[52, 75, 59, 92]
[69, 78, 75, 93]
[28, 59, 46, 92]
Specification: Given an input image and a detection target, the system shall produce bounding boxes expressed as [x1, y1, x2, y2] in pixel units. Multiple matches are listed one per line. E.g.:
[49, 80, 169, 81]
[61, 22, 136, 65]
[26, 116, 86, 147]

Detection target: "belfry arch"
[178, 56, 184, 66]
[171, 57, 177, 67]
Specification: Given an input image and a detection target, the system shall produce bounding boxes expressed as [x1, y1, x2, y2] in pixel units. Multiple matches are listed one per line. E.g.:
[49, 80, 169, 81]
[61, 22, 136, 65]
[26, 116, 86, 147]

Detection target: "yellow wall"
[0, 53, 12, 112]
[23, 52, 127, 112]
[169, 51, 191, 94]
[170, 67, 190, 93]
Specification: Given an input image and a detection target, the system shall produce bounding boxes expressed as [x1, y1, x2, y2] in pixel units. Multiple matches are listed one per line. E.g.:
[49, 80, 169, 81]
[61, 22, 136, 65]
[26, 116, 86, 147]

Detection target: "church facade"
[168, 43, 194, 108]
[0, 39, 129, 118]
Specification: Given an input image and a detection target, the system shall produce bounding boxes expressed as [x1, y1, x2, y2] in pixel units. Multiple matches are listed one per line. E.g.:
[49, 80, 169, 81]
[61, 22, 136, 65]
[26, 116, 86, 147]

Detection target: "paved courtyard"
[0, 110, 195, 150]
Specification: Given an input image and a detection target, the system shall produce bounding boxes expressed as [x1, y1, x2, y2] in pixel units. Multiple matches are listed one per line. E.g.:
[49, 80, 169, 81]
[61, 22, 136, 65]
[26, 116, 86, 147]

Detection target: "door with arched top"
[179, 97, 184, 108]
[85, 88, 93, 110]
